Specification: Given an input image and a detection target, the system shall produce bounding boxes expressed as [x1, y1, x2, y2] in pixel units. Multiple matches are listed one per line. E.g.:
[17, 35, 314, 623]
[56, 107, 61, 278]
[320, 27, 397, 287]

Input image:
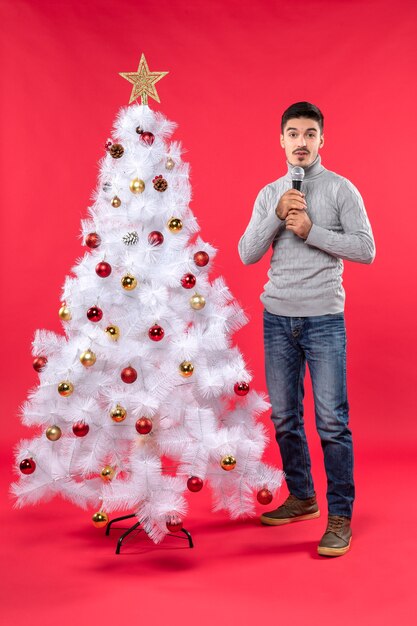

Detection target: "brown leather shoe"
[260, 493, 320, 526]
[317, 515, 352, 557]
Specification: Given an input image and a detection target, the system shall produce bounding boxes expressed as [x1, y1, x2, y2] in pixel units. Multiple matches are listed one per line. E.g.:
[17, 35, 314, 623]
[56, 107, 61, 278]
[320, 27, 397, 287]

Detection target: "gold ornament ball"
[221, 455, 237, 471]
[80, 349, 97, 367]
[121, 274, 138, 290]
[92, 511, 109, 528]
[110, 404, 127, 422]
[59, 304, 71, 321]
[179, 361, 194, 378]
[111, 196, 121, 207]
[165, 157, 175, 171]
[46, 425, 62, 441]
[168, 217, 183, 233]
[105, 325, 120, 341]
[58, 381, 74, 397]
[129, 178, 145, 194]
[190, 293, 206, 310]
[100, 466, 115, 482]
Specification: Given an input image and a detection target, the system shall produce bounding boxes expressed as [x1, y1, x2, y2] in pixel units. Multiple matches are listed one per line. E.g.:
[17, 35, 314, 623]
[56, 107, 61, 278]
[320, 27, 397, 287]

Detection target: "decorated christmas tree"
[12, 55, 283, 543]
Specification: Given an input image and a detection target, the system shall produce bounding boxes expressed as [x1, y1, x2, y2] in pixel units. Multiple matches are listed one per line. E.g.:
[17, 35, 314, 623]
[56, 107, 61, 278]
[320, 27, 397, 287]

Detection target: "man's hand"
[285, 209, 312, 240]
[276, 189, 307, 220]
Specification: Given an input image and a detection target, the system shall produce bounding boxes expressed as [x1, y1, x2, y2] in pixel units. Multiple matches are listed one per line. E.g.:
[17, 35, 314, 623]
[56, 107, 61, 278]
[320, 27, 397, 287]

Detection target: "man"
[238, 102, 375, 557]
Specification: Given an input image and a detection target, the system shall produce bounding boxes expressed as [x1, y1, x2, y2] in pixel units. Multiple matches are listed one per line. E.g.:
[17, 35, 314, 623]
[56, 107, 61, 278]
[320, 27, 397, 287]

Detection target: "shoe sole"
[317, 537, 352, 557]
[260, 510, 320, 526]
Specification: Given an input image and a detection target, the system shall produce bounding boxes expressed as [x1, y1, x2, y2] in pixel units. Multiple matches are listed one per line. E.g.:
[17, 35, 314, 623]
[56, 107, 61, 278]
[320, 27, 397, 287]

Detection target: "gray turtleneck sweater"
[238, 156, 375, 316]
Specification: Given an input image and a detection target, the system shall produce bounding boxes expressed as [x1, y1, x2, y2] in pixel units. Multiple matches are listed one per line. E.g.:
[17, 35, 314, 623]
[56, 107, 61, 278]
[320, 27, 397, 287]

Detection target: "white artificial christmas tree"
[12, 55, 283, 544]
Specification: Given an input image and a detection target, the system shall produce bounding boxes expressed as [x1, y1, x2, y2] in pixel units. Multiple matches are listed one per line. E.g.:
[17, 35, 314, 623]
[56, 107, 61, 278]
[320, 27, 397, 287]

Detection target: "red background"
[1, 1, 416, 624]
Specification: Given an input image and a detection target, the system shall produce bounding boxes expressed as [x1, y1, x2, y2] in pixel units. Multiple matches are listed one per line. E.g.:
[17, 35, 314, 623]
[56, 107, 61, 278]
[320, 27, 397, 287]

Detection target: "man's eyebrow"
[286, 127, 318, 132]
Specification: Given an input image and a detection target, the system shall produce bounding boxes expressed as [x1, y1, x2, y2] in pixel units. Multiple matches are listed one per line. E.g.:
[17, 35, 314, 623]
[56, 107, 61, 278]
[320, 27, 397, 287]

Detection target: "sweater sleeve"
[305, 179, 376, 264]
[238, 186, 283, 265]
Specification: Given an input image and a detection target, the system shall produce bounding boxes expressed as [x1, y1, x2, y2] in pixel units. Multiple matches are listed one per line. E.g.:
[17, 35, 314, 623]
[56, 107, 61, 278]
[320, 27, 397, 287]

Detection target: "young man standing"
[238, 102, 375, 557]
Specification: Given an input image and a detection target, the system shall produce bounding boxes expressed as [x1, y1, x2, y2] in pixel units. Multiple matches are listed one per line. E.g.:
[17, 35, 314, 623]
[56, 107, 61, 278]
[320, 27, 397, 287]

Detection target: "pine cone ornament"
[123, 231, 139, 246]
[109, 143, 124, 159]
[152, 175, 168, 192]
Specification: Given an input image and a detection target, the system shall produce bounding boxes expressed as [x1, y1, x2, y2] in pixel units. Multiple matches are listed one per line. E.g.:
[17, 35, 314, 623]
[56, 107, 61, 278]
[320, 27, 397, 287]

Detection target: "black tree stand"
[106, 513, 194, 554]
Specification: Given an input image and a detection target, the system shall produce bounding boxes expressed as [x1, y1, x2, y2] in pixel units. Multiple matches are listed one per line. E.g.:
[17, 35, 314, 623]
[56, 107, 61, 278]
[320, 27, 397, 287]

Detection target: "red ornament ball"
[181, 273, 196, 289]
[95, 261, 112, 278]
[33, 356, 48, 372]
[187, 476, 204, 492]
[194, 251, 209, 267]
[148, 324, 164, 341]
[257, 488, 273, 505]
[141, 131, 155, 146]
[166, 519, 183, 533]
[85, 232, 101, 249]
[135, 417, 153, 435]
[72, 422, 90, 437]
[234, 382, 250, 396]
[87, 306, 103, 322]
[148, 231, 164, 246]
[121, 366, 137, 384]
[19, 458, 36, 475]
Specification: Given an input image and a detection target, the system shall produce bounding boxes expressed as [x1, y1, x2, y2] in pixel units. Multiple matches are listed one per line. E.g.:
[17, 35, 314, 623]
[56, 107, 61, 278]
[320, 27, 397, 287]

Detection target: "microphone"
[291, 166, 305, 191]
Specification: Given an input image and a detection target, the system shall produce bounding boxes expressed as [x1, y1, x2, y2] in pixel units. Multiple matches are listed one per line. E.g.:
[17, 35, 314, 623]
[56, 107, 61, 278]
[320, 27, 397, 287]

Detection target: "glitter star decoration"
[119, 54, 168, 105]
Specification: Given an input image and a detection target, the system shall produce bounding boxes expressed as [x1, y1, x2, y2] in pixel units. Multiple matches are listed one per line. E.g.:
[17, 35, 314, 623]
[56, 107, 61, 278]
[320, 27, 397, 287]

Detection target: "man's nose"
[298, 135, 307, 146]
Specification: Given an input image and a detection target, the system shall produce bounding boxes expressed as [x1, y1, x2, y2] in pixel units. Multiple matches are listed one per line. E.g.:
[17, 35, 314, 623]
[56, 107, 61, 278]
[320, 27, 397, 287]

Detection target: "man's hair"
[281, 102, 324, 133]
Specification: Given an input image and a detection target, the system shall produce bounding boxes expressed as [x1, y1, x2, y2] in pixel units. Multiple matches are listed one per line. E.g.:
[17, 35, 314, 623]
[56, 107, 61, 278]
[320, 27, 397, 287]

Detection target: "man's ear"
[320, 134, 325, 148]
[280, 134, 285, 149]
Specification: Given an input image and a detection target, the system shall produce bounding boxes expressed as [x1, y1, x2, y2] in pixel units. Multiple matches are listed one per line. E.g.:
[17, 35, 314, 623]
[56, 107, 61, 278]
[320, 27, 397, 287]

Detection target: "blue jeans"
[263, 310, 354, 518]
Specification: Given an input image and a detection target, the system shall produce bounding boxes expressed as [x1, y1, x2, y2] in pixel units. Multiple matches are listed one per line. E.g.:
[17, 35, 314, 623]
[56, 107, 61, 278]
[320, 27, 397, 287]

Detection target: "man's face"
[280, 117, 324, 167]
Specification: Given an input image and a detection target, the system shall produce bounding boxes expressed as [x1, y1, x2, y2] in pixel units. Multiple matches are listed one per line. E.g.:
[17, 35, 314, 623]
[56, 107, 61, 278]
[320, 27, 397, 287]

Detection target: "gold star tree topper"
[119, 54, 168, 105]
